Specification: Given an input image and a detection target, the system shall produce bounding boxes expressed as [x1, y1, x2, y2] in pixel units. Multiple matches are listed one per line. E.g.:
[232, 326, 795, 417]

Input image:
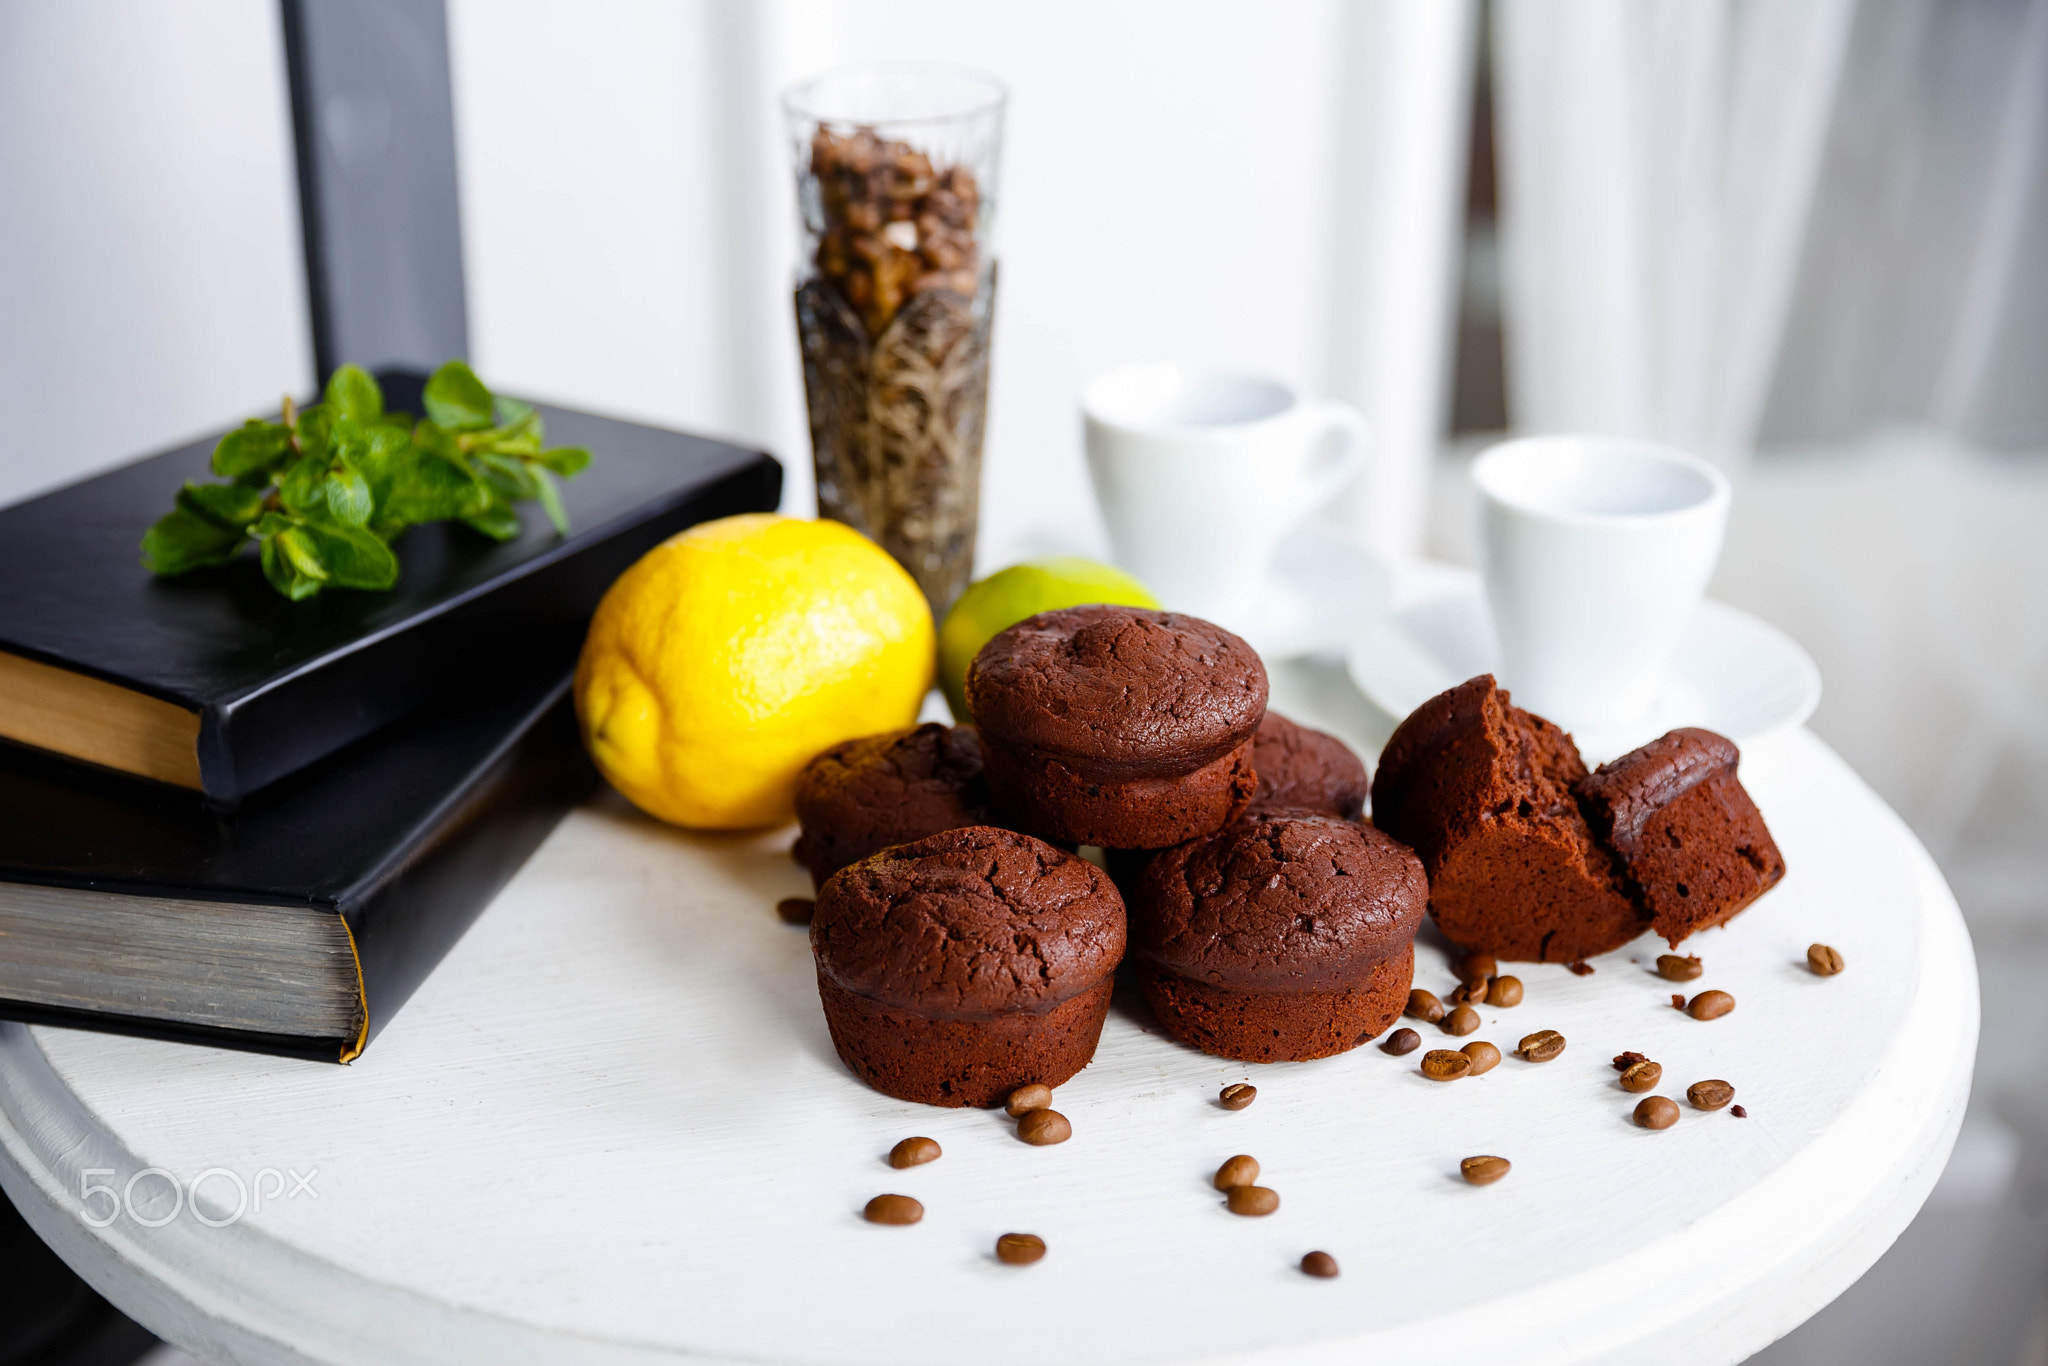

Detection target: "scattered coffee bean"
[1731, 1105, 1748, 1118]
[1687, 1079, 1736, 1111]
[1225, 1185, 1280, 1216]
[1808, 943, 1845, 976]
[1461, 1155, 1511, 1186]
[1456, 953, 1498, 985]
[1490, 975, 1524, 1007]
[996, 1232, 1047, 1265]
[1214, 1154, 1260, 1190]
[1656, 953, 1703, 981]
[1619, 1060, 1663, 1093]
[1612, 1050, 1647, 1070]
[1517, 1029, 1567, 1062]
[776, 896, 816, 925]
[1016, 1109, 1072, 1145]
[1448, 978, 1490, 1007]
[864, 1193, 923, 1224]
[1300, 1250, 1340, 1278]
[1634, 1096, 1681, 1130]
[1442, 1004, 1481, 1036]
[1671, 993, 1688, 1010]
[889, 1136, 941, 1168]
[1461, 1040, 1502, 1076]
[1219, 1082, 1257, 1111]
[1006, 1083, 1052, 1117]
[1381, 1027, 1421, 1056]
[1421, 1049, 1474, 1081]
[1407, 989, 1445, 1023]
[1688, 989, 1736, 1021]
[1567, 961, 1595, 976]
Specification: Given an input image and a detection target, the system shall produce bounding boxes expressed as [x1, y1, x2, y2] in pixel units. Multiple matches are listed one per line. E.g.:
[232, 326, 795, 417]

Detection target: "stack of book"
[0, 374, 779, 1061]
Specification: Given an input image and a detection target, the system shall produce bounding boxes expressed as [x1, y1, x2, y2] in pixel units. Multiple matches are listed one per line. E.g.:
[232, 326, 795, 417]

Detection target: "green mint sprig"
[141, 361, 591, 601]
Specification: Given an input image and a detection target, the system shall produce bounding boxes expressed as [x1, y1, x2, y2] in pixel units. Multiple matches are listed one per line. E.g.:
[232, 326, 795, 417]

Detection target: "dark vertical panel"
[280, 0, 469, 382]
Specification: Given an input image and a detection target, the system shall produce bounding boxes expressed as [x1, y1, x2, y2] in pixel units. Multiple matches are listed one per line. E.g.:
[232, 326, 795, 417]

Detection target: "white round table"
[0, 664, 1977, 1366]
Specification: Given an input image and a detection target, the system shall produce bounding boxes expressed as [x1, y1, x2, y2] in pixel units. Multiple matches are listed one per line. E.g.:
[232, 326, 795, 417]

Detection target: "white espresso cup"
[1083, 364, 1369, 621]
[1473, 435, 1731, 733]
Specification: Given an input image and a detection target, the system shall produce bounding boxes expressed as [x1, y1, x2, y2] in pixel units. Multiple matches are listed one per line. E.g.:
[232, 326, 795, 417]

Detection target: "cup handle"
[1300, 400, 1373, 509]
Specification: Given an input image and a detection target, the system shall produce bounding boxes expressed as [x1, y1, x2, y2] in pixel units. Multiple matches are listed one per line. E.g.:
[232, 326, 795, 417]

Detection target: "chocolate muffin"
[810, 826, 1126, 1106]
[1575, 727, 1786, 946]
[1371, 674, 1641, 962]
[1131, 810, 1426, 1062]
[1250, 711, 1369, 819]
[792, 723, 992, 888]
[967, 606, 1267, 849]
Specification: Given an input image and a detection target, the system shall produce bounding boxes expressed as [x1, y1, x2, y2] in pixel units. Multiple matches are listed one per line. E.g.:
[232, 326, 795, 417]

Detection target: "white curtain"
[1491, 0, 1857, 467]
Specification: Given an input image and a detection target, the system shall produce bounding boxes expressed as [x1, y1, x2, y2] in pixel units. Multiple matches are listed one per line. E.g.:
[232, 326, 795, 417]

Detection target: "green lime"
[939, 557, 1160, 721]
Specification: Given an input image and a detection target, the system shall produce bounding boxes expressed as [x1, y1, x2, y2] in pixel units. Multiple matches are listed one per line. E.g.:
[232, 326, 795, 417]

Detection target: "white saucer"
[1345, 588, 1821, 761]
[1209, 522, 1391, 660]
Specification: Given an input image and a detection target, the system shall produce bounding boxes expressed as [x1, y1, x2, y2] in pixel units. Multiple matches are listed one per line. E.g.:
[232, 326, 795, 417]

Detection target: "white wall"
[446, 0, 1371, 569]
[0, 0, 312, 509]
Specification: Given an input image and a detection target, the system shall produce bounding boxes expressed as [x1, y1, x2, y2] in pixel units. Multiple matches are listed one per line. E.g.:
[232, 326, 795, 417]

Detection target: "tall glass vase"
[783, 64, 1005, 618]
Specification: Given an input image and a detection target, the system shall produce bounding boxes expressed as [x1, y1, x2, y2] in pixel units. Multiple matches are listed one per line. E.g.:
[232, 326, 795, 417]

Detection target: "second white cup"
[1083, 364, 1369, 622]
[1474, 435, 1731, 733]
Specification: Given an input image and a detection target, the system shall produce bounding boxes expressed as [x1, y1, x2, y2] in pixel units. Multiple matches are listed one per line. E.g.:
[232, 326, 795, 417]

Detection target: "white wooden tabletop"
[0, 578, 1979, 1366]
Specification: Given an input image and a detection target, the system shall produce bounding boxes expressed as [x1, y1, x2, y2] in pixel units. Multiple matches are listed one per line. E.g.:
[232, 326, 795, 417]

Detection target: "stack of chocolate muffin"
[797, 605, 1785, 1109]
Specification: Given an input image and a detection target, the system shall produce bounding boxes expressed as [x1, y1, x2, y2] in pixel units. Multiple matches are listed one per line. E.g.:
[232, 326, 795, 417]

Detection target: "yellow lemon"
[575, 513, 933, 829]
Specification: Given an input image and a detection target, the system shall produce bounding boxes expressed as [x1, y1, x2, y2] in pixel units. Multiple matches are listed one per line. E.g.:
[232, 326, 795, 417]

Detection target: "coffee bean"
[1442, 1004, 1481, 1036]
[1619, 1060, 1663, 1093]
[1300, 1250, 1340, 1278]
[889, 1136, 941, 1168]
[1490, 975, 1524, 1007]
[1808, 943, 1845, 976]
[1634, 1096, 1680, 1130]
[1461, 1155, 1511, 1186]
[1407, 989, 1445, 1023]
[777, 897, 816, 925]
[1461, 1040, 1502, 1075]
[1687, 1079, 1736, 1111]
[1421, 1049, 1473, 1081]
[864, 1193, 923, 1224]
[1448, 978, 1489, 1007]
[1225, 1185, 1280, 1216]
[1456, 952, 1498, 984]
[1006, 1082, 1053, 1116]
[1612, 1050, 1646, 1070]
[1731, 1105, 1748, 1118]
[1016, 1109, 1072, 1145]
[1567, 960, 1595, 976]
[1688, 990, 1736, 1021]
[1213, 1154, 1260, 1190]
[1671, 993, 1687, 1010]
[1656, 953, 1703, 981]
[996, 1232, 1047, 1264]
[1517, 1029, 1566, 1062]
[1381, 1027, 1421, 1056]
[1219, 1082, 1257, 1111]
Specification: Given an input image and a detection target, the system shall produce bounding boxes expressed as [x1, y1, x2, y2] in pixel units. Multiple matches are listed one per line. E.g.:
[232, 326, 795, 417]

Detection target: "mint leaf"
[299, 519, 400, 590]
[259, 534, 323, 600]
[323, 467, 373, 526]
[494, 395, 536, 427]
[141, 507, 246, 574]
[324, 364, 383, 424]
[176, 480, 266, 530]
[534, 446, 590, 476]
[475, 450, 539, 501]
[423, 361, 493, 430]
[531, 467, 570, 536]
[376, 451, 488, 531]
[276, 453, 327, 516]
[211, 420, 293, 478]
[463, 503, 525, 541]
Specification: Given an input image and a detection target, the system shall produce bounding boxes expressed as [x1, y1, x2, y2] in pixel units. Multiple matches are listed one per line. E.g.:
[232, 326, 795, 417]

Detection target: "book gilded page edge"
[0, 650, 203, 789]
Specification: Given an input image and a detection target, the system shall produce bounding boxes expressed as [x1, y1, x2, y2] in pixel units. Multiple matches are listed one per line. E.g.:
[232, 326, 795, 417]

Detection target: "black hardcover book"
[0, 665, 593, 1062]
[0, 371, 779, 803]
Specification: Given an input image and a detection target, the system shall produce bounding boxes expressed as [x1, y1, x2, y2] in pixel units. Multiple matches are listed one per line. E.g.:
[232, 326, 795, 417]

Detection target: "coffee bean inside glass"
[783, 64, 1006, 617]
